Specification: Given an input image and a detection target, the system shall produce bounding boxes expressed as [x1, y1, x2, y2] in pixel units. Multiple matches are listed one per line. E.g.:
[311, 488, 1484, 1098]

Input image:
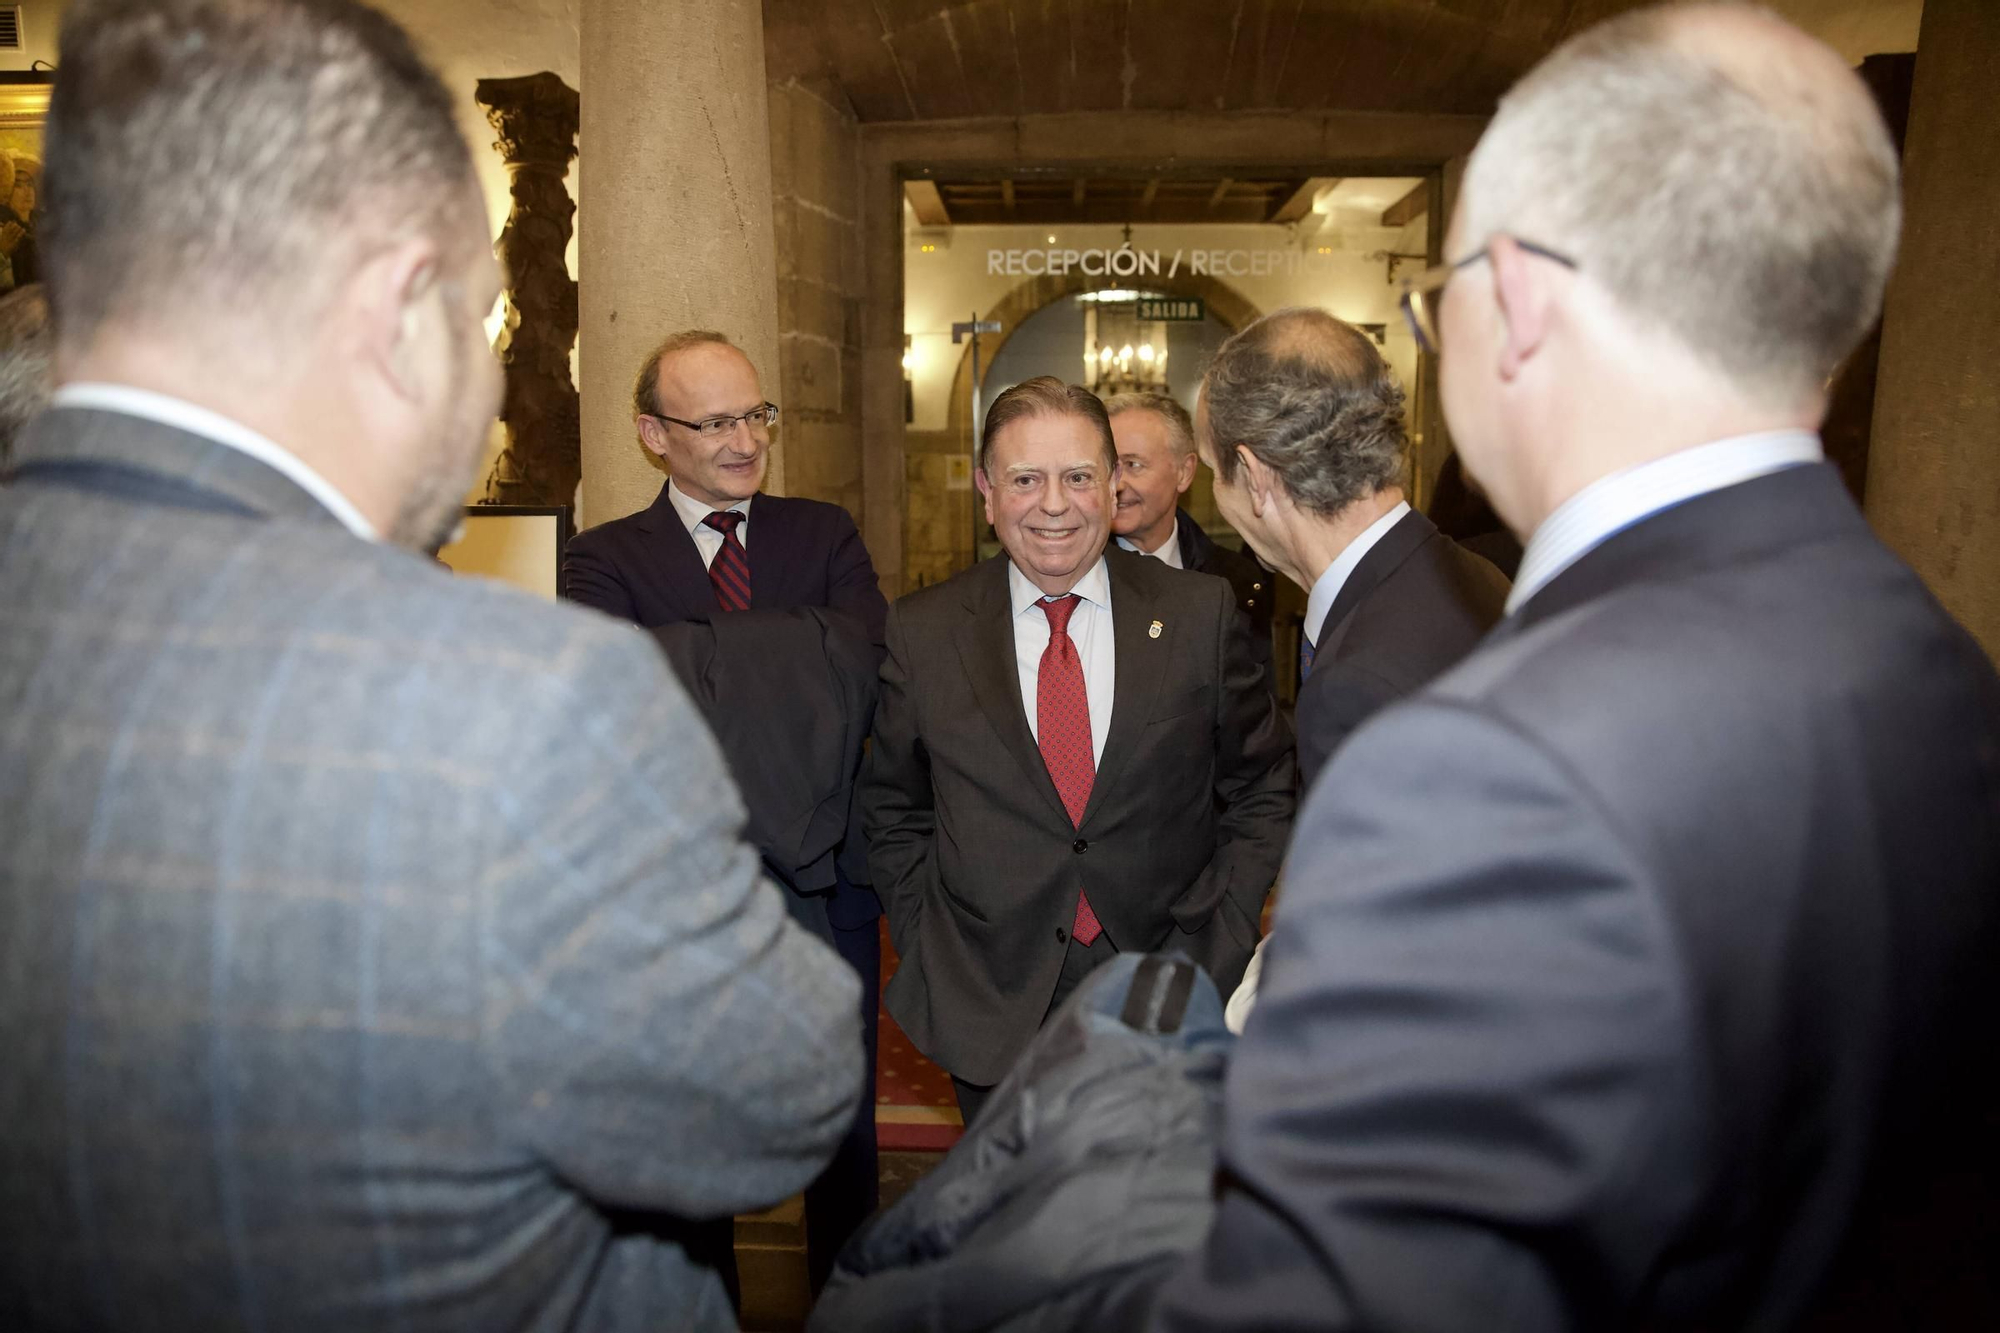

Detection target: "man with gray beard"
[0, 3, 862, 1329]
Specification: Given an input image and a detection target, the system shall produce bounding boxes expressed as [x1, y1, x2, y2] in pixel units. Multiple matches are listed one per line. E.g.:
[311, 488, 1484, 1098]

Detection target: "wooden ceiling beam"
[1381, 180, 1429, 228]
[903, 178, 952, 227]
[1269, 175, 1340, 224]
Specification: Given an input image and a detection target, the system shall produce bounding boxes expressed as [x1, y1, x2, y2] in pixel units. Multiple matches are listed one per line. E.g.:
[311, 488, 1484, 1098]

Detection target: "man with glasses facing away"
[1142, 4, 2000, 1330]
[565, 330, 891, 1295]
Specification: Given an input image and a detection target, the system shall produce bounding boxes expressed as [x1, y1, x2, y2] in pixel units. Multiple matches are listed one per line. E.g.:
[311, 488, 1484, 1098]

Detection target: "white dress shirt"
[1507, 430, 1824, 614]
[666, 478, 752, 570]
[1010, 556, 1116, 765]
[1116, 526, 1184, 568]
[1303, 500, 1410, 647]
[51, 383, 379, 541]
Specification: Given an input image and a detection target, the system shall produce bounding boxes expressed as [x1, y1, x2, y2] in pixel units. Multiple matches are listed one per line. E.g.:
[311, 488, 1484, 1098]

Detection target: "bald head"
[1200, 308, 1406, 516]
[1456, 1, 1899, 407]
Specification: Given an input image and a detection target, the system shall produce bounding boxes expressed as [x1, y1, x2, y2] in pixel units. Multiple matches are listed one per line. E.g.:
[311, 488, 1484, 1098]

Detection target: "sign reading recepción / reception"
[987, 247, 1349, 279]
[1137, 298, 1205, 322]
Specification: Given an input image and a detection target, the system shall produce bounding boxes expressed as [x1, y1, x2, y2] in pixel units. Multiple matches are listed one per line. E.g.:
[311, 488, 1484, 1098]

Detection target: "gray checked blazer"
[0, 406, 865, 1332]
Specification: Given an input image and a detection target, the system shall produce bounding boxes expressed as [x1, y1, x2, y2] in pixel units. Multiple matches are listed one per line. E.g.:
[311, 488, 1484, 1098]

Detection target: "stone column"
[476, 72, 581, 509]
[1866, 0, 2000, 659]
[577, 0, 783, 529]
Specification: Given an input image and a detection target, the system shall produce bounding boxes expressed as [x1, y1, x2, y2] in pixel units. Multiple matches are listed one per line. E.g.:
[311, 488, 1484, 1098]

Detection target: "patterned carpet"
[874, 919, 964, 1150]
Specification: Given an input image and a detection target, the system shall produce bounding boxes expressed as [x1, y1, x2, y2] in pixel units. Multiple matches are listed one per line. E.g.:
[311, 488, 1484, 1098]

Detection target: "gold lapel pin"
[1148, 619, 1164, 639]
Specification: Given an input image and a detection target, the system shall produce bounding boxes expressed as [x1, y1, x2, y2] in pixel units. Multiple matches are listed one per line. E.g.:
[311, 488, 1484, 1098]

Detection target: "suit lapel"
[639, 481, 722, 619]
[1080, 547, 1169, 828]
[1317, 510, 1434, 652]
[745, 492, 777, 609]
[954, 557, 1072, 825]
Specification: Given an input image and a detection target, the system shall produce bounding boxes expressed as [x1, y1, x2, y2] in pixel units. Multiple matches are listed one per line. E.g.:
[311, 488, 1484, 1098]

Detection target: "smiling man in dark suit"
[862, 376, 1293, 1127]
[563, 328, 890, 1292]
[1198, 309, 1508, 790]
[561, 329, 888, 646]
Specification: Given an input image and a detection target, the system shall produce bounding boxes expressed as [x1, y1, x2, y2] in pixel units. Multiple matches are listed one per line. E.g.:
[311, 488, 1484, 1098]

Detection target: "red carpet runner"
[874, 918, 964, 1150]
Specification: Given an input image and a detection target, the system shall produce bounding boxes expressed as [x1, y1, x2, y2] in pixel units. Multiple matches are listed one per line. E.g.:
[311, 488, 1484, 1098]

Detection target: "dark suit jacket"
[562, 482, 888, 649]
[861, 546, 1295, 1086]
[1296, 509, 1509, 787]
[0, 409, 865, 1332]
[1153, 464, 2000, 1331]
[1176, 508, 1275, 675]
[650, 607, 881, 934]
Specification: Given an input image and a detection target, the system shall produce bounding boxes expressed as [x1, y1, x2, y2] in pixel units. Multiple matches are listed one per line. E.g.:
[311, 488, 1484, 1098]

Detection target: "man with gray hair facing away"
[1149, 4, 2000, 1329]
[0, 3, 863, 1330]
[1196, 309, 1508, 790]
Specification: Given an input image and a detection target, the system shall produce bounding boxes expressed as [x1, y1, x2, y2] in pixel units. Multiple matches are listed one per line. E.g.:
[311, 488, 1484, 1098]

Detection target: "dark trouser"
[804, 912, 881, 1292]
[952, 929, 1117, 1129]
[696, 903, 882, 1304]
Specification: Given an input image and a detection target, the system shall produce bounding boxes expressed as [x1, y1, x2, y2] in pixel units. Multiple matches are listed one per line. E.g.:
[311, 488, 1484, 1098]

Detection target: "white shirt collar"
[1116, 525, 1183, 568]
[1305, 500, 1410, 646]
[1507, 430, 1823, 614]
[51, 382, 379, 541]
[666, 477, 751, 536]
[1009, 553, 1112, 619]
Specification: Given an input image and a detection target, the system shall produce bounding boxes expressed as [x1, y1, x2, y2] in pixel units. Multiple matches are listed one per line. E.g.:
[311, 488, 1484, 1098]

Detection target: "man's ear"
[1173, 451, 1198, 494]
[350, 236, 445, 405]
[974, 466, 996, 526]
[636, 414, 670, 459]
[1489, 234, 1553, 382]
[1236, 444, 1277, 516]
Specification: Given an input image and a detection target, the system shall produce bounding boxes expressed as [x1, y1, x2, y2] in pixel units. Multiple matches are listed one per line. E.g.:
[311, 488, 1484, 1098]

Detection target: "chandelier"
[1081, 294, 1168, 397]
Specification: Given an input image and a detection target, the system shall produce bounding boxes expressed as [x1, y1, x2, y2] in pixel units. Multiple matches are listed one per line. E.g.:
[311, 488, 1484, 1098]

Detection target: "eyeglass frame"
[1398, 238, 1579, 355]
[645, 402, 782, 440]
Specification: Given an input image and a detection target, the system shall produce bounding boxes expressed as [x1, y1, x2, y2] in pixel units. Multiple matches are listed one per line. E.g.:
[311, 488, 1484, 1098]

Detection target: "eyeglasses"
[1398, 239, 1579, 355]
[648, 403, 781, 440]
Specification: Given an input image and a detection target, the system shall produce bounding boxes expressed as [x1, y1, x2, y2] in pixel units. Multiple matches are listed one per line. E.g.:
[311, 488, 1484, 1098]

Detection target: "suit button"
[1056, 927, 1068, 942]
[1247, 598, 1256, 607]
[1072, 838, 1087, 853]
[1253, 582, 1263, 591]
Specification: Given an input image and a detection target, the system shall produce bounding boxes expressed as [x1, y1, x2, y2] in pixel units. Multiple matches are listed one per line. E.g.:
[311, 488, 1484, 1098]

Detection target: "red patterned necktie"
[1036, 594, 1103, 946]
[701, 510, 751, 612]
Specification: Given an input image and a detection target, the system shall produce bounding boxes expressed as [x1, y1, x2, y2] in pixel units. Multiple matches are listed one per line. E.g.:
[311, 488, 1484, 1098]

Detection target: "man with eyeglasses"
[563, 329, 887, 646]
[564, 329, 891, 1296]
[1142, 4, 2000, 1330]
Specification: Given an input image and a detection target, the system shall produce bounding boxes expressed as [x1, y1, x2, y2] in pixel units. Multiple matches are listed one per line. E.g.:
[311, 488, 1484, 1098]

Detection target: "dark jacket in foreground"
[562, 482, 889, 648]
[1175, 508, 1274, 678]
[1296, 508, 1508, 787]
[862, 547, 1295, 1086]
[0, 409, 865, 1333]
[1152, 464, 2000, 1331]
[810, 953, 1230, 1333]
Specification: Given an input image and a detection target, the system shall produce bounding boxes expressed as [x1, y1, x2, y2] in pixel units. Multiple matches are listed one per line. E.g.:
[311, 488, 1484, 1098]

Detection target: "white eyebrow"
[1004, 459, 1099, 476]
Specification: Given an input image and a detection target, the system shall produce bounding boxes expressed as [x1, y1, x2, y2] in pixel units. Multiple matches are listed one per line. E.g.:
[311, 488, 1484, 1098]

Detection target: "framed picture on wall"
[435, 505, 572, 600]
[0, 72, 52, 297]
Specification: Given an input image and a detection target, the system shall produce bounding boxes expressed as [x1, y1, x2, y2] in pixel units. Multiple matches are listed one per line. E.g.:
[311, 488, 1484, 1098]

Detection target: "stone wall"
[768, 75, 866, 519]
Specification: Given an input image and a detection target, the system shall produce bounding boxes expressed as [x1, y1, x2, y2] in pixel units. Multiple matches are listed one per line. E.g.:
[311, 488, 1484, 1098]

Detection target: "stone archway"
[942, 269, 1262, 440]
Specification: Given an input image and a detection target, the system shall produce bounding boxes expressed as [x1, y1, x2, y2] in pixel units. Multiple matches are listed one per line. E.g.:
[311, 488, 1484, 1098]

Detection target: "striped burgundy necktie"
[701, 510, 751, 612]
[1036, 594, 1103, 947]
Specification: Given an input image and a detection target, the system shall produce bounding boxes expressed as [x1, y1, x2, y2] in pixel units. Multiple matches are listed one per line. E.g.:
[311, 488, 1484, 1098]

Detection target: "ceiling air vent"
[0, 8, 21, 52]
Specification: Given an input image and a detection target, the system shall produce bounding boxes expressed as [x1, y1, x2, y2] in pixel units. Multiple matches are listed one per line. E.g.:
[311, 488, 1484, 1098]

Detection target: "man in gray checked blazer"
[0, 3, 863, 1331]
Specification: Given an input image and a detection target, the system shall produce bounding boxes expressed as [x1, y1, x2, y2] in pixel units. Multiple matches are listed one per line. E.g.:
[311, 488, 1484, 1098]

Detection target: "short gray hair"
[1103, 392, 1196, 459]
[980, 376, 1116, 474]
[43, 0, 477, 358]
[634, 329, 737, 418]
[1201, 308, 1406, 516]
[1458, 2, 1900, 403]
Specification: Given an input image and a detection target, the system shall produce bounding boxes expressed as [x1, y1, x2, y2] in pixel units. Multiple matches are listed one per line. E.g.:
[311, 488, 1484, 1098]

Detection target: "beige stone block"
[781, 334, 844, 415]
